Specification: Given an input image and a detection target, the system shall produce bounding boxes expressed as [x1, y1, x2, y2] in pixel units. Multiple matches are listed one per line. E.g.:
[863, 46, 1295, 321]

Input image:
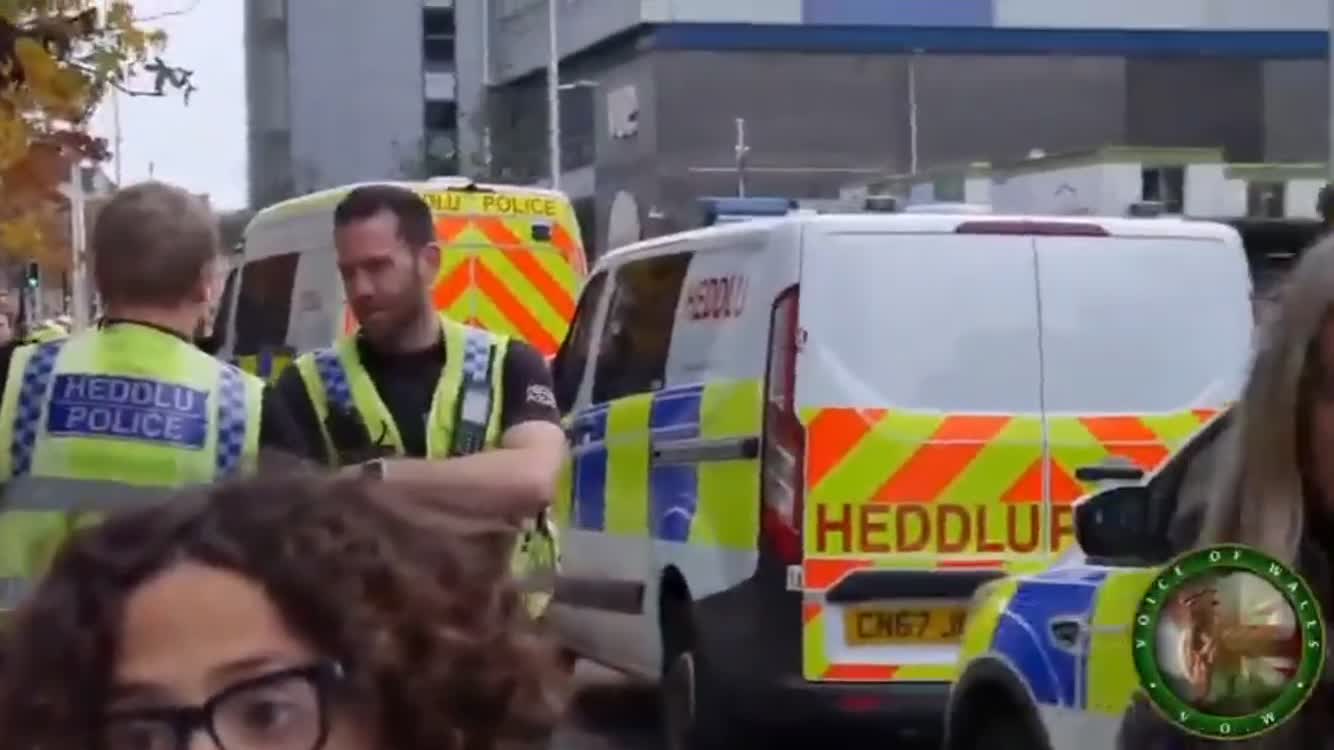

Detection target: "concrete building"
[457, 0, 1334, 259]
[244, 0, 461, 209]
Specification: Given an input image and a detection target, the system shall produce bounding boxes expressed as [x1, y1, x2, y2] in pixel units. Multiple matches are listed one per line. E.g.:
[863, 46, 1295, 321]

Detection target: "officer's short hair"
[91, 181, 220, 307]
[334, 184, 435, 249]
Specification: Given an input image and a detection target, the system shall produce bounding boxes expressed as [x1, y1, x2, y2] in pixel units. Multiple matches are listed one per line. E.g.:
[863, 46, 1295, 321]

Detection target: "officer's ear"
[416, 241, 441, 281]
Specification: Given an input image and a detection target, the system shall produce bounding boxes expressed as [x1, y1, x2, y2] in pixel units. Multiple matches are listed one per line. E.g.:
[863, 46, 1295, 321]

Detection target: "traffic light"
[23, 262, 39, 290]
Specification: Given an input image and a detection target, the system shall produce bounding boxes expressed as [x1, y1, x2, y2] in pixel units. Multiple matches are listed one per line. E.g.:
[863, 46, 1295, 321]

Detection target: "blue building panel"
[650, 23, 1326, 59]
[803, 0, 995, 28]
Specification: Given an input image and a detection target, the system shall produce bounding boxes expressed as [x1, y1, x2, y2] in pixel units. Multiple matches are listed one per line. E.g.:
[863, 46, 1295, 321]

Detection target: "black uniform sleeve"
[257, 384, 323, 467]
[499, 340, 561, 431]
[272, 366, 331, 465]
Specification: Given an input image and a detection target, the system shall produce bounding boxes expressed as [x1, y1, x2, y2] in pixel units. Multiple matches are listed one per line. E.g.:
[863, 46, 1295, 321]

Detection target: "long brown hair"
[1200, 234, 1334, 561]
[0, 474, 570, 750]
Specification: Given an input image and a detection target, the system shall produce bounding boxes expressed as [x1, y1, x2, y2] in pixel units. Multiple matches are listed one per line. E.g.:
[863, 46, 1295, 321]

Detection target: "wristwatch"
[360, 458, 387, 480]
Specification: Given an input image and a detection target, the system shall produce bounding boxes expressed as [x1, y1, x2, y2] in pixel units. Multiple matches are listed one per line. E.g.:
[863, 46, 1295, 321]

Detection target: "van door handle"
[1075, 463, 1144, 483]
[1049, 616, 1089, 654]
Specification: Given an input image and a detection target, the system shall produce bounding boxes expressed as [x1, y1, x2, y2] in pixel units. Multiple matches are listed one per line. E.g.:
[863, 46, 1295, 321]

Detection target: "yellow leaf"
[0, 215, 46, 257]
[13, 38, 58, 86]
[0, 112, 30, 170]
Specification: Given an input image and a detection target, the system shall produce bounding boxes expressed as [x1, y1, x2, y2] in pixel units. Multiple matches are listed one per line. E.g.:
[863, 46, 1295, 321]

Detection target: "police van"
[946, 412, 1236, 750]
[547, 212, 1252, 746]
[213, 178, 587, 382]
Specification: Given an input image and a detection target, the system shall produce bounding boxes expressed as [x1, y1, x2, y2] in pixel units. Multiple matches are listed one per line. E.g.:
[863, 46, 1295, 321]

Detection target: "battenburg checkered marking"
[10, 341, 66, 477]
[214, 365, 248, 478]
[312, 349, 355, 415]
[452, 327, 495, 457]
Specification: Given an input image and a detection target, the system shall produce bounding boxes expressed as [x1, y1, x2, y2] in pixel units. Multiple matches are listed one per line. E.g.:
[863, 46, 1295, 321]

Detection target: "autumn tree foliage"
[0, 0, 192, 272]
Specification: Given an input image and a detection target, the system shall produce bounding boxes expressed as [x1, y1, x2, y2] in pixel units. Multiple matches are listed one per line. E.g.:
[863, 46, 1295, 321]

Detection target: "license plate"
[843, 605, 968, 645]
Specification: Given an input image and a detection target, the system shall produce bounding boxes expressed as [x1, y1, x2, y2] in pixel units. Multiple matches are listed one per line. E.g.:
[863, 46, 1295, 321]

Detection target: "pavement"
[553, 661, 943, 749]
[552, 661, 661, 749]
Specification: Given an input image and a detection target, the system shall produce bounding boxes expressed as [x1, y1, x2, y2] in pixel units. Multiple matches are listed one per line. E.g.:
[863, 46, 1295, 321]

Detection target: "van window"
[233, 253, 300, 355]
[1036, 236, 1251, 412]
[208, 267, 240, 352]
[591, 254, 691, 403]
[554, 271, 607, 413]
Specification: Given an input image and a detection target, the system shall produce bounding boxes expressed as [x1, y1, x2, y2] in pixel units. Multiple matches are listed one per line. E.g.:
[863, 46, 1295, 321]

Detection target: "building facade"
[244, 0, 460, 209]
[458, 0, 1334, 260]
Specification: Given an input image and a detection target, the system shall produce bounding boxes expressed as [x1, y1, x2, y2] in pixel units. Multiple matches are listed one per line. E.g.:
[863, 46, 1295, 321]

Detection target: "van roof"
[247, 178, 571, 229]
[594, 212, 1242, 270]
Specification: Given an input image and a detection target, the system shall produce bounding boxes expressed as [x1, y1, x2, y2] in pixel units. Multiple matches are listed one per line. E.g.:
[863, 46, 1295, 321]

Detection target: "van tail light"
[955, 220, 1109, 236]
[760, 285, 804, 564]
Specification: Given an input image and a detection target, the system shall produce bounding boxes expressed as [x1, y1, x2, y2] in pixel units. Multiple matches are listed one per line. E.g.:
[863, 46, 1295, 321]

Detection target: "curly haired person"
[0, 473, 571, 750]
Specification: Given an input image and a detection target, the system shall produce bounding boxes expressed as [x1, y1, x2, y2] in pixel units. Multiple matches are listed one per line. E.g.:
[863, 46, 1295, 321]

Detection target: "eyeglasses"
[100, 661, 345, 750]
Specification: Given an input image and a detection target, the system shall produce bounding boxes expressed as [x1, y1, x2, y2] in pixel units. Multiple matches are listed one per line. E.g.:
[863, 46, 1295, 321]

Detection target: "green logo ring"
[1132, 544, 1325, 740]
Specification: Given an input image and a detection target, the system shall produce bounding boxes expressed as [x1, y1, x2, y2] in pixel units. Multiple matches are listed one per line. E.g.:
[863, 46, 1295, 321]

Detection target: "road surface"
[553, 661, 660, 749]
[554, 661, 942, 749]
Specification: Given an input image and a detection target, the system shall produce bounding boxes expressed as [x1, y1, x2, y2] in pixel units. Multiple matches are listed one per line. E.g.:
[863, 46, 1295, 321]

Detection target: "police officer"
[274, 184, 567, 615]
[0, 181, 310, 610]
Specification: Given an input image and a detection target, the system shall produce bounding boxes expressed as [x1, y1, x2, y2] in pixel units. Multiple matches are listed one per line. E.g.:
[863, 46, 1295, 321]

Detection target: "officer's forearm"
[378, 450, 555, 518]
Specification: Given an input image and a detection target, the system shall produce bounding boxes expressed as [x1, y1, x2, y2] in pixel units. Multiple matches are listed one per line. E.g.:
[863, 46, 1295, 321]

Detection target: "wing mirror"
[1074, 485, 1171, 563]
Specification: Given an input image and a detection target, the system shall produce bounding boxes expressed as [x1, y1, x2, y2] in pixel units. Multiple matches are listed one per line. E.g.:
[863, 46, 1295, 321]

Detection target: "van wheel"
[659, 602, 737, 750]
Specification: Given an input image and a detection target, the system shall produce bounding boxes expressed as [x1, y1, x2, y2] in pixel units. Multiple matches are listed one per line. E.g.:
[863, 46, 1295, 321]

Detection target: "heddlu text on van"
[684, 274, 748, 321]
[812, 502, 1076, 556]
[45, 374, 210, 450]
[424, 191, 560, 217]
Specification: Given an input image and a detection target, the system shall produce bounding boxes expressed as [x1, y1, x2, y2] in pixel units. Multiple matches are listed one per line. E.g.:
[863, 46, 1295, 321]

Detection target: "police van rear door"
[793, 214, 1042, 684]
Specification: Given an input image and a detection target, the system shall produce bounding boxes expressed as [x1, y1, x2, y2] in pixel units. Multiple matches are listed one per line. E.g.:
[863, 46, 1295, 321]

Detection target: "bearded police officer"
[0, 181, 310, 611]
[274, 184, 566, 616]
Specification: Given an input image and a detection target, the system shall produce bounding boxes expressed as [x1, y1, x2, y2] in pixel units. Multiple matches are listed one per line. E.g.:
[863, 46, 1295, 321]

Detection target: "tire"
[658, 600, 742, 750]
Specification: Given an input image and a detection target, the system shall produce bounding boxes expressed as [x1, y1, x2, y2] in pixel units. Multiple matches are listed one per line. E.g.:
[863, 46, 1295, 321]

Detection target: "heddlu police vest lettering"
[0, 324, 265, 610]
[293, 316, 559, 617]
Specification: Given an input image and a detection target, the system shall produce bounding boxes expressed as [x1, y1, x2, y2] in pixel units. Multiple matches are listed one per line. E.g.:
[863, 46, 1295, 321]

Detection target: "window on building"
[233, 253, 299, 355]
[423, 8, 455, 68]
[1247, 182, 1286, 219]
[425, 101, 457, 131]
[1141, 166, 1185, 214]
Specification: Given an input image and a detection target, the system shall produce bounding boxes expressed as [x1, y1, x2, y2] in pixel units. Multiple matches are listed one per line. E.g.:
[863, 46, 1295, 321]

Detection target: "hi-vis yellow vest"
[293, 315, 559, 617]
[0, 323, 265, 610]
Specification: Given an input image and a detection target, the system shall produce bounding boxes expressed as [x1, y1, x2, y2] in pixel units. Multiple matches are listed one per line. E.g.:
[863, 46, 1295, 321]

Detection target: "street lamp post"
[547, 0, 560, 189]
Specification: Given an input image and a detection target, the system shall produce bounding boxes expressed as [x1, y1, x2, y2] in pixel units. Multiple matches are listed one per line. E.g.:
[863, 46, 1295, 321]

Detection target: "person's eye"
[102, 718, 173, 750]
[237, 696, 298, 732]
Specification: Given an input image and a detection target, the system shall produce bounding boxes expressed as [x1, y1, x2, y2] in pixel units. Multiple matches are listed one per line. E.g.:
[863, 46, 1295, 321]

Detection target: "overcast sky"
[90, 0, 247, 209]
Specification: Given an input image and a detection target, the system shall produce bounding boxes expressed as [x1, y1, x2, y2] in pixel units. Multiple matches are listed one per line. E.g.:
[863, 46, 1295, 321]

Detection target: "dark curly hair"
[0, 474, 571, 750]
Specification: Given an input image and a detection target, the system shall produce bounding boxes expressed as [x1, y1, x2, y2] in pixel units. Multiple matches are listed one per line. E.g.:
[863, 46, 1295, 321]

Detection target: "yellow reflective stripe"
[804, 412, 944, 504]
[604, 394, 651, 536]
[554, 421, 574, 527]
[470, 287, 519, 338]
[1086, 568, 1157, 715]
[691, 379, 761, 549]
[294, 354, 339, 465]
[531, 243, 579, 296]
[959, 576, 1019, 666]
[334, 338, 406, 454]
[802, 603, 830, 680]
[892, 663, 958, 681]
[935, 416, 1042, 503]
[1139, 411, 1214, 448]
[475, 249, 566, 339]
